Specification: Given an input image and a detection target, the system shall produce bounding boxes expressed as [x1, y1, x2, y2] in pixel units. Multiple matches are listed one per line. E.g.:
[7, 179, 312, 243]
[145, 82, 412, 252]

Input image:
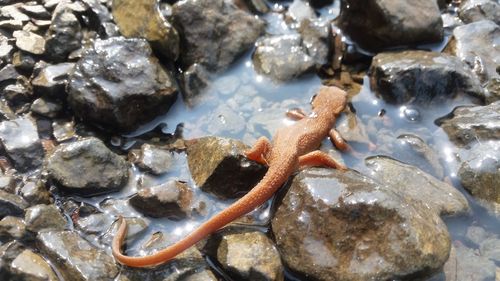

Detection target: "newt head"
[311, 86, 347, 116]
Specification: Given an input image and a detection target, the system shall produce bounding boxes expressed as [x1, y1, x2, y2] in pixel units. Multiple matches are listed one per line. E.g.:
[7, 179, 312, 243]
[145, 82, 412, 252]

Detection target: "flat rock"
[67, 37, 178, 132]
[172, 0, 265, 72]
[439, 101, 500, 146]
[186, 137, 267, 199]
[46, 137, 129, 196]
[12, 30, 45, 55]
[365, 156, 469, 216]
[9, 249, 58, 281]
[272, 168, 451, 281]
[459, 0, 500, 24]
[0, 190, 27, 219]
[369, 50, 484, 105]
[337, 0, 443, 51]
[0, 117, 44, 172]
[31, 62, 74, 97]
[37, 230, 118, 281]
[24, 204, 66, 233]
[131, 144, 174, 175]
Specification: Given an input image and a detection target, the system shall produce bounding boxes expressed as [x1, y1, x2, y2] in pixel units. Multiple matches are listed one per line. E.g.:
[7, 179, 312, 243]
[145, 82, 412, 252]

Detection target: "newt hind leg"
[245, 137, 271, 165]
[298, 150, 347, 170]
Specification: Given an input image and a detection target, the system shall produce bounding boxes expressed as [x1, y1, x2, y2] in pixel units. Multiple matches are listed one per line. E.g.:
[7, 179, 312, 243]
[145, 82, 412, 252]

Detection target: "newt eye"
[310, 94, 317, 104]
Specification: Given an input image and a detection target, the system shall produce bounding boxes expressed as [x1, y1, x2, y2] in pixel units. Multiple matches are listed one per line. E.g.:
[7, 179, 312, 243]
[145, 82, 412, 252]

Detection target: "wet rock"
[445, 20, 500, 87]
[0, 175, 14, 193]
[288, 0, 316, 22]
[298, 19, 331, 67]
[439, 101, 500, 146]
[480, 237, 500, 263]
[12, 51, 36, 72]
[369, 50, 484, 105]
[112, 0, 179, 60]
[9, 249, 58, 281]
[0, 216, 26, 241]
[102, 217, 148, 245]
[0, 190, 28, 219]
[46, 137, 129, 196]
[130, 180, 192, 219]
[253, 34, 316, 81]
[32, 62, 74, 97]
[337, 0, 443, 51]
[45, 7, 82, 61]
[172, 0, 265, 72]
[38, 230, 119, 281]
[132, 144, 174, 175]
[272, 168, 451, 281]
[459, 0, 500, 24]
[74, 213, 113, 235]
[24, 204, 66, 233]
[181, 63, 211, 101]
[67, 37, 178, 132]
[12, 30, 45, 55]
[186, 137, 267, 199]
[51, 119, 75, 142]
[0, 40, 14, 61]
[442, 243, 497, 281]
[19, 181, 51, 205]
[458, 141, 499, 211]
[80, 0, 113, 32]
[241, 0, 270, 14]
[365, 156, 469, 216]
[0, 117, 44, 172]
[215, 230, 283, 281]
[3, 81, 31, 108]
[30, 97, 63, 118]
[0, 64, 20, 83]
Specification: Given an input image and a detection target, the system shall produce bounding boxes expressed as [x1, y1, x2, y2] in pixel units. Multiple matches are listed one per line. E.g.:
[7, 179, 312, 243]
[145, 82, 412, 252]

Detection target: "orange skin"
[112, 86, 348, 267]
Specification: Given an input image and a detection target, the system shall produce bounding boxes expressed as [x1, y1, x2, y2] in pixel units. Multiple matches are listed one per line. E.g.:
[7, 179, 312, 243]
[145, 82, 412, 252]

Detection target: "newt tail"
[112, 86, 348, 267]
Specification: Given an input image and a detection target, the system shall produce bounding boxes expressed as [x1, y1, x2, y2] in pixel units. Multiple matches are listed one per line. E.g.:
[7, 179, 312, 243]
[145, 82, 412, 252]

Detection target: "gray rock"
[459, 0, 500, 24]
[0, 64, 20, 83]
[466, 226, 491, 245]
[242, 0, 270, 14]
[458, 141, 499, 211]
[0, 190, 28, 219]
[337, 0, 443, 51]
[369, 50, 484, 105]
[394, 134, 445, 179]
[24, 204, 66, 233]
[132, 144, 174, 175]
[480, 238, 500, 263]
[0, 216, 26, 241]
[0, 175, 14, 193]
[74, 213, 113, 235]
[31, 62, 74, 97]
[365, 156, 469, 216]
[46, 137, 129, 196]
[253, 34, 316, 81]
[102, 217, 148, 245]
[3, 81, 31, 108]
[172, 0, 265, 72]
[112, 0, 179, 60]
[186, 137, 267, 199]
[37, 230, 119, 281]
[30, 97, 63, 118]
[288, 0, 316, 22]
[215, 230, 284, 281]
[443, 243, 497, 281]
[0, 19, 22, 30]
[0, 5, 29, 22]
[298, 19, 331, 67]
[80, 0, 113, 31]
[12, 30, 45, 55]
[0, 117, 44, 172]
[12, 51, 36, 72]
[67, 37, 178, 132]
[19, 3, 51, 19]
[45, 8, 82, 61]
[272, 168, 451, 281]
[181, 63, 211, 101]
[439, 101, 500, 146]
[10, 249, 58, 281]
[19, 181, 51, 205]
[129, 180, 193, 219]
[0, 41, 14, 61]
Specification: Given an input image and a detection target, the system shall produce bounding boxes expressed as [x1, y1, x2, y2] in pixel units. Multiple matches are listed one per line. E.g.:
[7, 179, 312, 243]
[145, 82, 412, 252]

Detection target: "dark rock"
[0, 19, 23, 30]
[19, 4, 51, 19]
[12, 51, 36, 72]
[186, 137, 267, 199]
[0, 216, 26, 241]
[12, 30, 45, 55]
[19, 181, 51, 205]
[67, 37, 178, 132]
[9, 249, 58, 281]
[439, 101, 500, 146]
[112, 0, 179, 60]
[172, 0, 265, 72]
[46, 137, 129, 196]
[369, 50, 484, 105]
[0, 190, 28, 219]
[30, 97, 63, 118]
[0, 117, 44, 172]
[337, 0, 443, 51]
[45, 7, 82, 61]
[37, 230, 119, 281]
[132, 144, 174, 175]
[181, 63, 211, 101]
[272, 168, 451, 281]
[0, 241, 24, 279]
[31, 62, 74, 97]
[80, 0, 113, 34]
[0, 64, 20, 83]
[24, 204, 66, 233]
[129, 180, 193, 219]
[3, 81, 31, 108]
[215, 230, 283, 281]
[51, 119, 75, 142]
[241, 0, 270, 14]
[297, 19, 331, 67]
[253, 34, 316, 81]
[459, 0, 500, 24]
[365, 156, 469, 216]
[458, 141, 499, 211]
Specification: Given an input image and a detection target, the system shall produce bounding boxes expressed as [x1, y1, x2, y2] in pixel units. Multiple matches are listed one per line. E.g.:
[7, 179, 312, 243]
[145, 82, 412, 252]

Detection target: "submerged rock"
[46, 137, 129, 196]
[186, 137, 267, 199]
[67, 37, 178, 132]
[337, 0, 443, 51]
[9, 249, 58, 281]
[172, 0, 265, 72]
[459, 0, 500, 24]
[131, 144, 174, 175]
[24, 204, 66, 233]
[369, 50, 484, 105]
[272, 168, 451, 281]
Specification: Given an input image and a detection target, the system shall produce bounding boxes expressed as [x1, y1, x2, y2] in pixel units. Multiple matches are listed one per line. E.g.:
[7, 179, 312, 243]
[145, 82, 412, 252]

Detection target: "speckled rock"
[337, 0, 443, 51]
[0, 216, 26, 241]
[131, 144, 174, 175]
[129, 180, 193, 219]
[172, 0, 265, 72]
[0, 117, 44, 172]
[215, 230, 284, 281]
[44, 7, 82, 61]
[439, 101, 500, 146]
[186, 137, 267, 199]
[272, 168, 451, 281]
[459, 0, 500, 24]
[46, 137, 129, 196]
[365, 156, 469, 216]
[9, 249, 58, 281]
[67, 37, 178, 132]
[24, 204, 66, 233]
[369, 50, 484, 104]
[0, 191, 27, 219]
[37, 230, 118, 281]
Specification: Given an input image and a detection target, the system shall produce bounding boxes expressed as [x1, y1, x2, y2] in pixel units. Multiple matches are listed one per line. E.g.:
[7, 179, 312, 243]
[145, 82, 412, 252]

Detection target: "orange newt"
[112, 86, 348, 267]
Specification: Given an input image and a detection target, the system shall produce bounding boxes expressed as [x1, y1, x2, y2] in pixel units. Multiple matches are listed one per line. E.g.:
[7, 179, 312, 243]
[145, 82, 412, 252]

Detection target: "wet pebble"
[24, 204, 66, 233]
[131, 144, 174, 175]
